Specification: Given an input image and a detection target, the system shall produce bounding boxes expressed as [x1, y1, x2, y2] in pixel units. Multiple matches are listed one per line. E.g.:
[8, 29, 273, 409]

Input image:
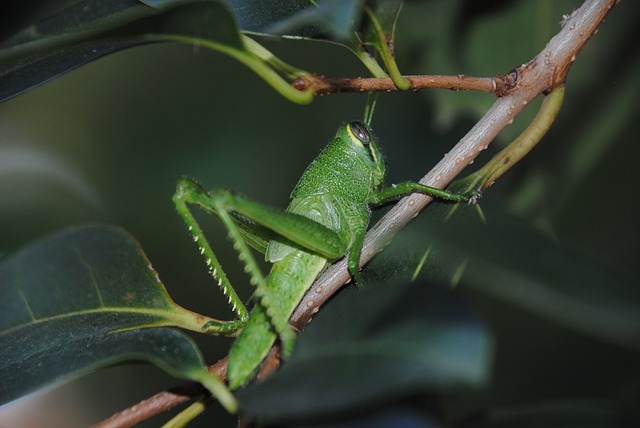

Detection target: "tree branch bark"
[298, 73, 517, 96]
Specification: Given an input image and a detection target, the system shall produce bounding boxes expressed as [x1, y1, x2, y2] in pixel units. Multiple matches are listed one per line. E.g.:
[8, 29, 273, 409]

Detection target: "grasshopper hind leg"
[173, 178, 259, 334]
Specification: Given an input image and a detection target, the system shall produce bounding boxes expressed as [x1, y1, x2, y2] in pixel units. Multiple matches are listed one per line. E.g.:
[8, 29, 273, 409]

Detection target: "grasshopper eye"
[349, 121, 371, 146]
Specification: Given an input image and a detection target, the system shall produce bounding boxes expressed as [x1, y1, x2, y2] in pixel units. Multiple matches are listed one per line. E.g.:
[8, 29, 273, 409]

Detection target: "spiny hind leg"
[176, 177, 347, 354]
[173, 177, 270, 334]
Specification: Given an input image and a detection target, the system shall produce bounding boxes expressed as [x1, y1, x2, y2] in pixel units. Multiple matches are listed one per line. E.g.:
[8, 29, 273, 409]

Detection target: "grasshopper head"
[291, 121, 387, 201]
[345, 121, 386, 188]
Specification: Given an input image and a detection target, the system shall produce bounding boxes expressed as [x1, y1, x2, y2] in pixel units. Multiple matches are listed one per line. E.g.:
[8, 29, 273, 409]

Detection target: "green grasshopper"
[173, 121, 469, 411]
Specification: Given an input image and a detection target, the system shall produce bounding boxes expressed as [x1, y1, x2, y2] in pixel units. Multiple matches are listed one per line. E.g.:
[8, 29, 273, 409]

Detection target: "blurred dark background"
[1, 0, 639, 426]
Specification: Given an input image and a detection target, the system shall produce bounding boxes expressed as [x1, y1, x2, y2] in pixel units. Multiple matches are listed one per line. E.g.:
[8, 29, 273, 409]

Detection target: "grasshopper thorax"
[290, 122, 386, 203]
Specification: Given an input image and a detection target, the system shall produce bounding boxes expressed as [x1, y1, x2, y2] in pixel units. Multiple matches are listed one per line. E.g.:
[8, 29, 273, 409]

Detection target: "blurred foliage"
[1, 0, 639, 427]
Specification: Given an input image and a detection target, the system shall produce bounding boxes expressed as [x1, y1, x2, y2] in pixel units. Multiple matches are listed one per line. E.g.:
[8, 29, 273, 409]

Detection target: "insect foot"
[465, 189, 482, 205]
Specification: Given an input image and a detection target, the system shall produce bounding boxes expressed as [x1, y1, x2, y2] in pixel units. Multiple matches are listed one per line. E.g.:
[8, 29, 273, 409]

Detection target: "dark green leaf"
[0, 225, 216, 405]
[405, 205, 640, 351]
[0, 2, 71, 40]
[475, 400, 615, 428]
[1, 327, 210, 406]
[238, 279, 493, 420]
[227, 0, 363, 41]
[0, 39, 147, 101]
[0, 0, 244, 102]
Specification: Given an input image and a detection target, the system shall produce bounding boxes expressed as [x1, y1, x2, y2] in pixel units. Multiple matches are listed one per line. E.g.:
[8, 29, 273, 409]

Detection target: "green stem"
[162, 397, 212, 427]
[242, 35, 308, 80]
[158, 35, 314, 104]
[193, 372, 237, 414]
[350, 46, 390, 78]
[363, 6, 410, 90]
[458, 85, 565, 192]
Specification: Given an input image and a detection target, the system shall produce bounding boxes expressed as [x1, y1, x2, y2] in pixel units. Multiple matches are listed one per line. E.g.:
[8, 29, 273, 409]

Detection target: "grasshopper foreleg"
[369, 181, 474, 205]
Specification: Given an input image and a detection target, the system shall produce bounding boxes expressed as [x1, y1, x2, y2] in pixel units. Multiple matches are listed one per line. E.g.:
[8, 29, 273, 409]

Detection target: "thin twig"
[298, 73, 515, 96]
[91, 385, 200, 428]
[90, 363, 226, 428]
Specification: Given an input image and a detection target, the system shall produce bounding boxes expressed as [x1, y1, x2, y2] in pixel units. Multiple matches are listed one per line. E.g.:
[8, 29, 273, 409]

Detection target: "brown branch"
[91, 385, 199, 428]
[90, 363, 226, 428]
[92, 0, 619, 426]
[297, 73, 517, 96]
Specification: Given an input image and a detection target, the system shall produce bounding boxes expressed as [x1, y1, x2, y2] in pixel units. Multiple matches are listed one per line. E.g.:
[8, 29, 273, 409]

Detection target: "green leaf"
[0, 0, 243, 100]
[0, 0, 395, 102]
[0, 225, 219, 406]
[2, 327, 210, 406]
[238, 279, 493, 420]
[0, 0, 312, 104]
[1, 0, 150, 101]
